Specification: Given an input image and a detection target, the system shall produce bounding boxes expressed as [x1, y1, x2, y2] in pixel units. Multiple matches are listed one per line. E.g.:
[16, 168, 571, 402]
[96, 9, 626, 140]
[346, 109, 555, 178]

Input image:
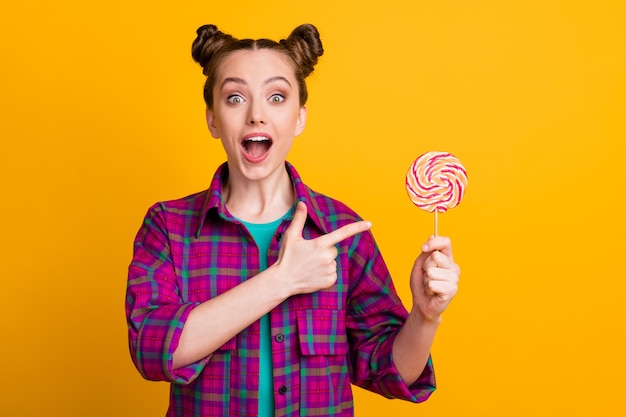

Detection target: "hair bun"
[281, 24, 324, 78]
[191, 24, 235, 75]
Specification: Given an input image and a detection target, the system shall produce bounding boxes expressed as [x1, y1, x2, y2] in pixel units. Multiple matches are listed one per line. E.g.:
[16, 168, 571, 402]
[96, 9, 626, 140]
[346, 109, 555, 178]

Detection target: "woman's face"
[206, 48, 307, 184]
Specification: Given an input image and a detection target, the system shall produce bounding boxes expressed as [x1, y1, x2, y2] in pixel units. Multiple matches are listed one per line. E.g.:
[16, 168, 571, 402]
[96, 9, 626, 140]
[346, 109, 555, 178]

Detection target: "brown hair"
[191, 24, 324, 109]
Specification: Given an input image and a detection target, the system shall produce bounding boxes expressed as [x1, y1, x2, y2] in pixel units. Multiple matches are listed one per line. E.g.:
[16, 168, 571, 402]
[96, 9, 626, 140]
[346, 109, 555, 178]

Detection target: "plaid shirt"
[126, 162, 436, 417]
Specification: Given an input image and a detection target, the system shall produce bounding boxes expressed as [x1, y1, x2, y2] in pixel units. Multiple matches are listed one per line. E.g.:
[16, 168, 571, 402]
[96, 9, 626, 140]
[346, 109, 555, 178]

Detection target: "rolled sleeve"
[364, 315, 436, 402]
[125, 205, 210, 384]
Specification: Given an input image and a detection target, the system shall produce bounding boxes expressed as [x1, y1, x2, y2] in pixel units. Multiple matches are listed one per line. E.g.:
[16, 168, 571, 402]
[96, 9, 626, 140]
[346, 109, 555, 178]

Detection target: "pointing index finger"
[317, 221, 372, 247]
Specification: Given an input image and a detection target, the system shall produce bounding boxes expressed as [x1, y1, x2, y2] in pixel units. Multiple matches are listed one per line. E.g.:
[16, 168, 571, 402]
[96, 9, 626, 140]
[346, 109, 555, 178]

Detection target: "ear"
[294, 105, 307, 137]
[205, 108, 221, 139]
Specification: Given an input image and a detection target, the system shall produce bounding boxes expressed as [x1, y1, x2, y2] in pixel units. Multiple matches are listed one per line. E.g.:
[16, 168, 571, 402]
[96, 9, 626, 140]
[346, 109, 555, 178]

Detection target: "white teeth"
[246, 136, 269, 142]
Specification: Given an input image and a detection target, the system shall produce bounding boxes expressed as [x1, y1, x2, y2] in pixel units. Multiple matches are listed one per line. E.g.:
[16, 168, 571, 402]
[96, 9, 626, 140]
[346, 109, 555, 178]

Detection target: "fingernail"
[422, 243, 429, 252]
[365, 221, 372, 228]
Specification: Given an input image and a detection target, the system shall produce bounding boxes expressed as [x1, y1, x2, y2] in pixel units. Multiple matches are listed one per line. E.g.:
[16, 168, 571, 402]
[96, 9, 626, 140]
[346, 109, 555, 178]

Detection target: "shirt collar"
[196, 161, 331, 238]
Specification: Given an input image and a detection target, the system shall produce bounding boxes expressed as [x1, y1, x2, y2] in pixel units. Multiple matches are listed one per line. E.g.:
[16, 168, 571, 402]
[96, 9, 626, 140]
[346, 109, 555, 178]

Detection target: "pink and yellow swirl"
[406, 151, 468, 213]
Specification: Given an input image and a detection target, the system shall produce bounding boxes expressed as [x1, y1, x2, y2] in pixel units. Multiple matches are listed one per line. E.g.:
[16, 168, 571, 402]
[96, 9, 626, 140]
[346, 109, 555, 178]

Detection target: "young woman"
[126, 23, 460, 417]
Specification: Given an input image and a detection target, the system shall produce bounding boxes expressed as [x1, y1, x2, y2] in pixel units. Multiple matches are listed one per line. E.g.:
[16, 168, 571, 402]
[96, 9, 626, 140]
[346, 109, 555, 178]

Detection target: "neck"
[223, 164, 295, 223]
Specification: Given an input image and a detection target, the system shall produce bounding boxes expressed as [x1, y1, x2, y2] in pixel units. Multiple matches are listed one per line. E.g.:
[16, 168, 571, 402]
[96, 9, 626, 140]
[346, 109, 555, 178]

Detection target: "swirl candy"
[406, 151, 468, 216]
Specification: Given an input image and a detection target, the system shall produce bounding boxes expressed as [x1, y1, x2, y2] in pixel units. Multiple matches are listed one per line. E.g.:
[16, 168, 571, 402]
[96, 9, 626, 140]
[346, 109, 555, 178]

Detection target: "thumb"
[285, 201, 307, 239]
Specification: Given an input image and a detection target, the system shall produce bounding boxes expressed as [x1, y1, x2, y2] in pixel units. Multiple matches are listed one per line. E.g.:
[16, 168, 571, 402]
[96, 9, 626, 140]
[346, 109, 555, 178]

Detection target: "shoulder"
[141, 189, 209, 232]
[158, 189, 209, 213]
[306, 187, 363, 230]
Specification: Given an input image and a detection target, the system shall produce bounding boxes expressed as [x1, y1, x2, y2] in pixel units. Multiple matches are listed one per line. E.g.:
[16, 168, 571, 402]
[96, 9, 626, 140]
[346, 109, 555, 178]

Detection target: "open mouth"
[241, 135, 273, 161]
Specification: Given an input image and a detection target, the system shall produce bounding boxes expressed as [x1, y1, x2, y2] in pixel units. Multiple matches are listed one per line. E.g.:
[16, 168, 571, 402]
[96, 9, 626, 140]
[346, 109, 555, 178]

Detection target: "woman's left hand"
[410, 236, 460, 323]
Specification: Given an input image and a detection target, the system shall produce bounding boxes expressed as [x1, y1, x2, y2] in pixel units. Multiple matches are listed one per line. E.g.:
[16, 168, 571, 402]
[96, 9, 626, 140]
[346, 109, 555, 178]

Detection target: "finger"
[422, 275, 435, 296]
[316, 220, 372, 247]
[421, 235, 453, 258]
[420, 235, 435, 251]
[425, 250, 456, 270]
[285, 201, 307, 239]
[412, 249, 429, 271]
[427, 279, 458, 300]
[426, 262, 459, 279]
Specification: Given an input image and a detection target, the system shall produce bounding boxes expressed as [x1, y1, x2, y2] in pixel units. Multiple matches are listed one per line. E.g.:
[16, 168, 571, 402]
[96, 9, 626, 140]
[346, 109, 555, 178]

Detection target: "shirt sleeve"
[125, 203, 210, 384]
[344, 231, 436, 402]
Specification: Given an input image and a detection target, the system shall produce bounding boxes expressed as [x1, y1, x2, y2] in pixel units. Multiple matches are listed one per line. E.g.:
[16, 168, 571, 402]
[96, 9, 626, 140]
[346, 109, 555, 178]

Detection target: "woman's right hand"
[272, 201, 371, 296]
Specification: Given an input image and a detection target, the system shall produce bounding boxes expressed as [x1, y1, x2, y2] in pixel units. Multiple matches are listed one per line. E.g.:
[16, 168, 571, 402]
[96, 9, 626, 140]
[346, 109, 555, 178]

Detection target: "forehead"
[216, 49, 297, 84]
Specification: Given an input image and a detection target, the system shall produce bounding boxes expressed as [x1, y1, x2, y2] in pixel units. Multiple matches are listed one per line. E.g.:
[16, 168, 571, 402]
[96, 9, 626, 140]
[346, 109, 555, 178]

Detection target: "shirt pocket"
[296, 309, 348, 356]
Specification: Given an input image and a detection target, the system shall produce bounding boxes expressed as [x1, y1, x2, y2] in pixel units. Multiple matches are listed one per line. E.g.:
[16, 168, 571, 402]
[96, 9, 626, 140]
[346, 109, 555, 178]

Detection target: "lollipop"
[406, 151, 468, 235]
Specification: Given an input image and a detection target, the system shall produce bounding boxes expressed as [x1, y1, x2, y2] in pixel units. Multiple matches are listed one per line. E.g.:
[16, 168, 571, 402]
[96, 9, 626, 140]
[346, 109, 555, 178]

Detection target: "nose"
[247, 99, 266, 125]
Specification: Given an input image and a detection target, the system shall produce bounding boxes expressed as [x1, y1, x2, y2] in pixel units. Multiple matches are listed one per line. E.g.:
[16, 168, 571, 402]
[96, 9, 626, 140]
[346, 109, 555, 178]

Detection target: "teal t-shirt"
[238, 208, 292, 417]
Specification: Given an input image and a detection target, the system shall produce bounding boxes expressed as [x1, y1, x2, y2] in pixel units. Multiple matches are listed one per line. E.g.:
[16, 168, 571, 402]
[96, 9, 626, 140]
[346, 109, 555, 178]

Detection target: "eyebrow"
[220, 76, 292, 89]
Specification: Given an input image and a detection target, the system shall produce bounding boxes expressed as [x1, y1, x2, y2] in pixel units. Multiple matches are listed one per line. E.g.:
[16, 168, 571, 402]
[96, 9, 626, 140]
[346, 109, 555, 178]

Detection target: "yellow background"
[1, 1, 625, 416]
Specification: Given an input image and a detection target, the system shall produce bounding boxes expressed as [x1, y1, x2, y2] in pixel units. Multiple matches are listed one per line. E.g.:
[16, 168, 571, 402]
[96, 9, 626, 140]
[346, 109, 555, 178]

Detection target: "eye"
[227, 94, 244, 104]
[269, 94, 285, 103]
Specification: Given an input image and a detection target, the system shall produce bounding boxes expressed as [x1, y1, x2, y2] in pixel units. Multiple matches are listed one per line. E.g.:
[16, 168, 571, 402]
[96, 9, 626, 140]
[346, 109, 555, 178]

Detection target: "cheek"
[277, 108, 302, 128]
[210, 109, 239, 133]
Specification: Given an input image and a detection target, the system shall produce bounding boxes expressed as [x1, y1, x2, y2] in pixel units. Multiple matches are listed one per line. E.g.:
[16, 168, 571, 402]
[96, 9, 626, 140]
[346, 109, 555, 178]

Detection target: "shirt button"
[278, 386, 287, 395]
[274, 334, 284, 343]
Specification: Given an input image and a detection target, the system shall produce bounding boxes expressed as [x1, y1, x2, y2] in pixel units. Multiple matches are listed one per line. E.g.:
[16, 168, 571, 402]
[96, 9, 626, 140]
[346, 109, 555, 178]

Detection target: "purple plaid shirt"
[126, 162, 436, 417]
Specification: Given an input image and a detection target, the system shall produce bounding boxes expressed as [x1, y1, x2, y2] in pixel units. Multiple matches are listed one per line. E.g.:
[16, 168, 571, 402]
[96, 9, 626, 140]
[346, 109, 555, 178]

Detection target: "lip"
[241, 132, 273, 163]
